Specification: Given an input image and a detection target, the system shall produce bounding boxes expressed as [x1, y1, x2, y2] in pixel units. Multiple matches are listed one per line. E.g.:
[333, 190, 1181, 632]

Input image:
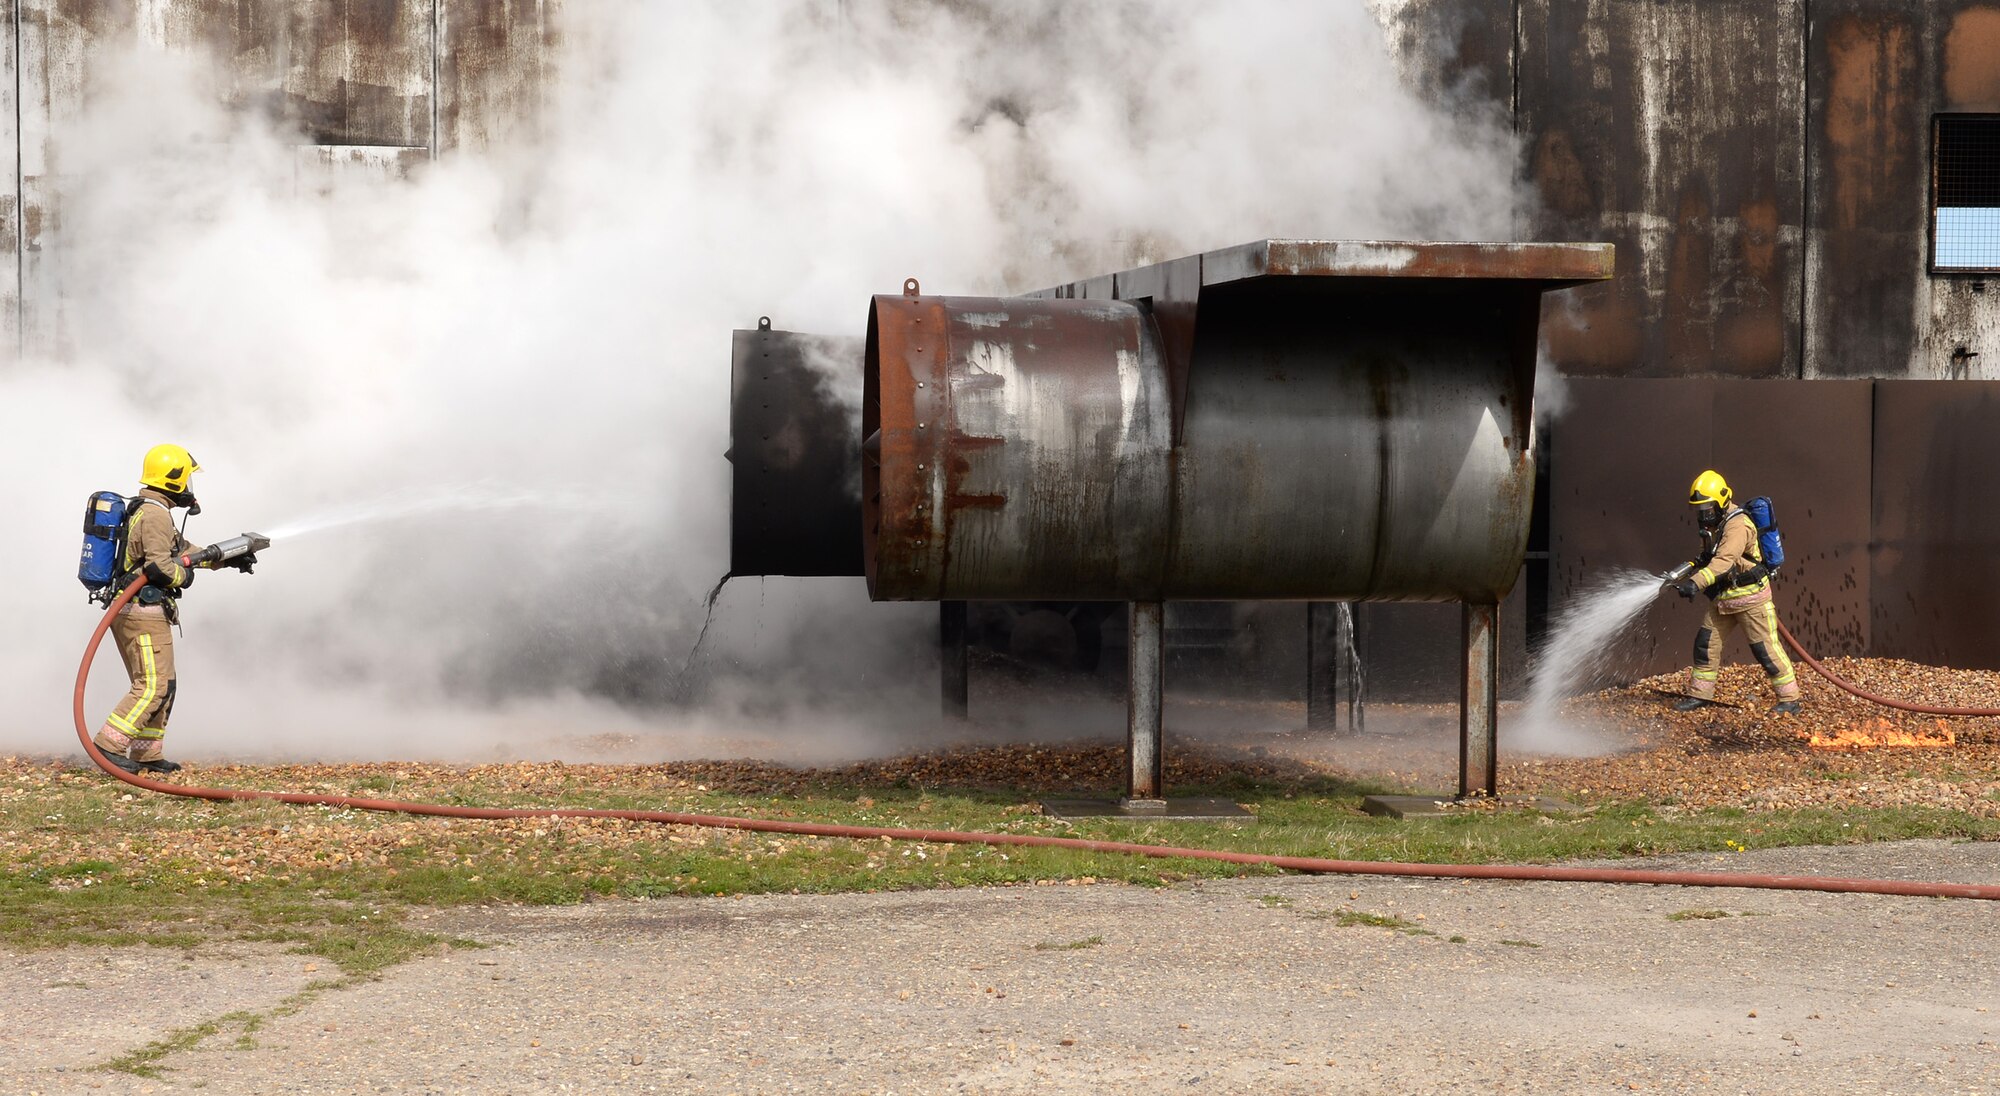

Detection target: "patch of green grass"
[1032, 934, 1105, 951]
[243, 924, 453, 978]
[1667, 909, 1733, 921]
[1447, 935, 1468, 944]
[102, 1017, 225, 1078]
[6, 761, 1997, 981]
[1301, 909, 1433, 936]
[1498, 939, 1541, 948]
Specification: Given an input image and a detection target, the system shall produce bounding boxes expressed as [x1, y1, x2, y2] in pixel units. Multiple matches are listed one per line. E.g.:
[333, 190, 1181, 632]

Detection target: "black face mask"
[161, 487, 200, 514]
[1696, 501, 1722, 529]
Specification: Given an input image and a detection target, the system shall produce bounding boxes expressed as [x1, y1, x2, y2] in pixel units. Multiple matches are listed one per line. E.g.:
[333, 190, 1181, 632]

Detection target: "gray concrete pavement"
[5, 839, 1997, 1094]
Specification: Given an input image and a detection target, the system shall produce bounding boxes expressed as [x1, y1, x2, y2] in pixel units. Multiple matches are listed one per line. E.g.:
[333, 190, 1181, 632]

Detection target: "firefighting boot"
[1672, 697, 1712, 712]
[1771, 701, 1802, 715]
[95, 750, 144, 775]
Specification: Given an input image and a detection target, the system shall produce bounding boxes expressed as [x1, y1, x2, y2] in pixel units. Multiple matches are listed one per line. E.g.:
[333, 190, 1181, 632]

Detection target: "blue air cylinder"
[79, 491, 129, 592]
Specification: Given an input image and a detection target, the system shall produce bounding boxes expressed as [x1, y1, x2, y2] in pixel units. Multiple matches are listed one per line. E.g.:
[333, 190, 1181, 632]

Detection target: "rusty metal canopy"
[863, 240, 1613, 604]
[1181, 239, 1614, 288]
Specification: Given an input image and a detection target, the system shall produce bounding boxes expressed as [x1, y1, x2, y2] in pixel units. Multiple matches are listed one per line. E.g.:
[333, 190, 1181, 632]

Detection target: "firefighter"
[92, 445, 257, 775]
[1667, 470, 1801, 714]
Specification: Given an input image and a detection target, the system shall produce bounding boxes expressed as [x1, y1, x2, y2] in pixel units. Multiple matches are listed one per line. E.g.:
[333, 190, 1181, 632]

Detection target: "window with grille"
[1934, 114, 2000, 272]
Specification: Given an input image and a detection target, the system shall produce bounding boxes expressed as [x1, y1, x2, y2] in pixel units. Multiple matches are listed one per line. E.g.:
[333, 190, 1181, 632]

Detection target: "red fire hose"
[1778, 620, 2000, 717]
[75, 577, 2000, 901]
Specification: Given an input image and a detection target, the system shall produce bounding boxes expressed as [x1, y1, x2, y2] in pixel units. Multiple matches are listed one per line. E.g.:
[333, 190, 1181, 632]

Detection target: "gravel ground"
[5, 839, 1997, 1095]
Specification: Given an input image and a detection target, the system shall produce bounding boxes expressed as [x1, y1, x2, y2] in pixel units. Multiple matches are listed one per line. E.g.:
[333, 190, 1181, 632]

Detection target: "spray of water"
[1510, 568, 1669, 756]
[264, 484, 625, 541]
[1335, 602, 1365, 733]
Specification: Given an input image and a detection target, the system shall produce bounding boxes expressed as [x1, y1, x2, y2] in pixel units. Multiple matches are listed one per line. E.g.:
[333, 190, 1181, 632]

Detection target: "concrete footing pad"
[1040, 797, 1255, 822]
[1361, 793, 1580, 819]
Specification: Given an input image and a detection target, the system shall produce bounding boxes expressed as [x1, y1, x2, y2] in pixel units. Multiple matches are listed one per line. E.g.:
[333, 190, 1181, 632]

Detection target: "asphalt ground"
[6, 838, 1996, 1095]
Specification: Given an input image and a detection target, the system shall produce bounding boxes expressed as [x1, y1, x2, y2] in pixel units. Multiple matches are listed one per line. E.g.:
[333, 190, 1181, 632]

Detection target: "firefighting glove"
[221, 553, 257, 574]
[1671, 578, 1696, 600]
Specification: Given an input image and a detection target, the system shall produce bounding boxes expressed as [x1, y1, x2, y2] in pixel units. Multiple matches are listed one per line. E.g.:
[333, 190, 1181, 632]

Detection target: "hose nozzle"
[182, 532, 271, 568]
[1661, 561, 1699, 599]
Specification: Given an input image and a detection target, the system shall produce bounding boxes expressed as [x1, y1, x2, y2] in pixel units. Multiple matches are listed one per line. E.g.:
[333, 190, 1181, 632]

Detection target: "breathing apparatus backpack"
[1744, 495, 1785, 574]
[78, 490, 132, 605]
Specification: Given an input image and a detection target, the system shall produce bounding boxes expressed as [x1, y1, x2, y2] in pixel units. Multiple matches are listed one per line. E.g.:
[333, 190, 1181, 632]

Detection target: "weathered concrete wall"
[1517, 0, 1806, 379]
[1806, 1, 2000, 379]
[1, 0, 18, 354]
[8, 2, 1991, 374]
[1378, 1, 2000, 382]
[438, 0, 558, 154]
[1370, 0, 1516, 111]
[0, 0, 561, 357]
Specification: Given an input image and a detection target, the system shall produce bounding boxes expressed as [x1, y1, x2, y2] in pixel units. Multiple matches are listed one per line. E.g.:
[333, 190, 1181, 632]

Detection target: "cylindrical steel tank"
[862, 241, 1599, 604]
[863, 292, 1174, 600]
[1162, 281, 1537, 601]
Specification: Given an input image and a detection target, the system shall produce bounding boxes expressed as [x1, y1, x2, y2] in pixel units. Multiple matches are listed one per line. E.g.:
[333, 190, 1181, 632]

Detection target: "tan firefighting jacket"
[1693, 510, 1770, 614]
[120, 489, 196, 610]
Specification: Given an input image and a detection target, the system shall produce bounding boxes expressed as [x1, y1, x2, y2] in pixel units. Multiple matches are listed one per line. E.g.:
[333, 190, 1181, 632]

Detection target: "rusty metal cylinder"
[863, 285, 1536, 603]
[864, 293, 1173, 600]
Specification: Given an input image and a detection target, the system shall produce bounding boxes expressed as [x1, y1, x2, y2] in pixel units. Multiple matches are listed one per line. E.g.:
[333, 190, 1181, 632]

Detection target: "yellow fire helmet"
[140, 444, 202, 493]
[1687, 469, 1732, 509]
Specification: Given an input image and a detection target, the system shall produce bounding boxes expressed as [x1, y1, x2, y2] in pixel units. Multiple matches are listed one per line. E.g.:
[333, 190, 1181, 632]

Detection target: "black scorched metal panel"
[729, 321, 864, 578]
[1870, 381, 2000, 668]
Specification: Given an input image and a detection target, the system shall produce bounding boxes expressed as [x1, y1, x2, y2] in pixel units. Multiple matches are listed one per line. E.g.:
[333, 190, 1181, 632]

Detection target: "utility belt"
[115, 574, 183, 604]
[1725, 561, 1772, 589]
[1694, 543, 1771, 596]
[116, 572, 183, 623]
[1717, 570, 1771, 599]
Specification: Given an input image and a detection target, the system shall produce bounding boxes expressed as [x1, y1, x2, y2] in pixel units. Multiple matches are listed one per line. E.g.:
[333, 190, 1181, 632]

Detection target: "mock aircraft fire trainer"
[730, 239, 1614, 807]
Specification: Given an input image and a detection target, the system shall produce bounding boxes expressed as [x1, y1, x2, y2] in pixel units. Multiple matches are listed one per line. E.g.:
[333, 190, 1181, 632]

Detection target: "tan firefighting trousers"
[95, 605, 175, 763]
[1688, 599, 1800, 702]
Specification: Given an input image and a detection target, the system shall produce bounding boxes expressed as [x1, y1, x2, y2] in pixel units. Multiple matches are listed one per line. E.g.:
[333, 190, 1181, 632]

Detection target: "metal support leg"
[941, 600, 969, 721]
[1307, 602, 1338, 731]
[1126, 601, 1164, 803]
[1459, 602, 1498, 799]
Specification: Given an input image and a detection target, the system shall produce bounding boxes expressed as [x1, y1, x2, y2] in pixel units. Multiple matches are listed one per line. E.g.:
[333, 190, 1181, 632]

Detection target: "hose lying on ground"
[74, 577, 2000, 901]
[1778, 620, 2000, 717]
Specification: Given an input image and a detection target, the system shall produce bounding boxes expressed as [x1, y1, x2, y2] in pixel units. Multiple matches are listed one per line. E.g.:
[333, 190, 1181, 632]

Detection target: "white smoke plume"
[2, 0, 1524, 763]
